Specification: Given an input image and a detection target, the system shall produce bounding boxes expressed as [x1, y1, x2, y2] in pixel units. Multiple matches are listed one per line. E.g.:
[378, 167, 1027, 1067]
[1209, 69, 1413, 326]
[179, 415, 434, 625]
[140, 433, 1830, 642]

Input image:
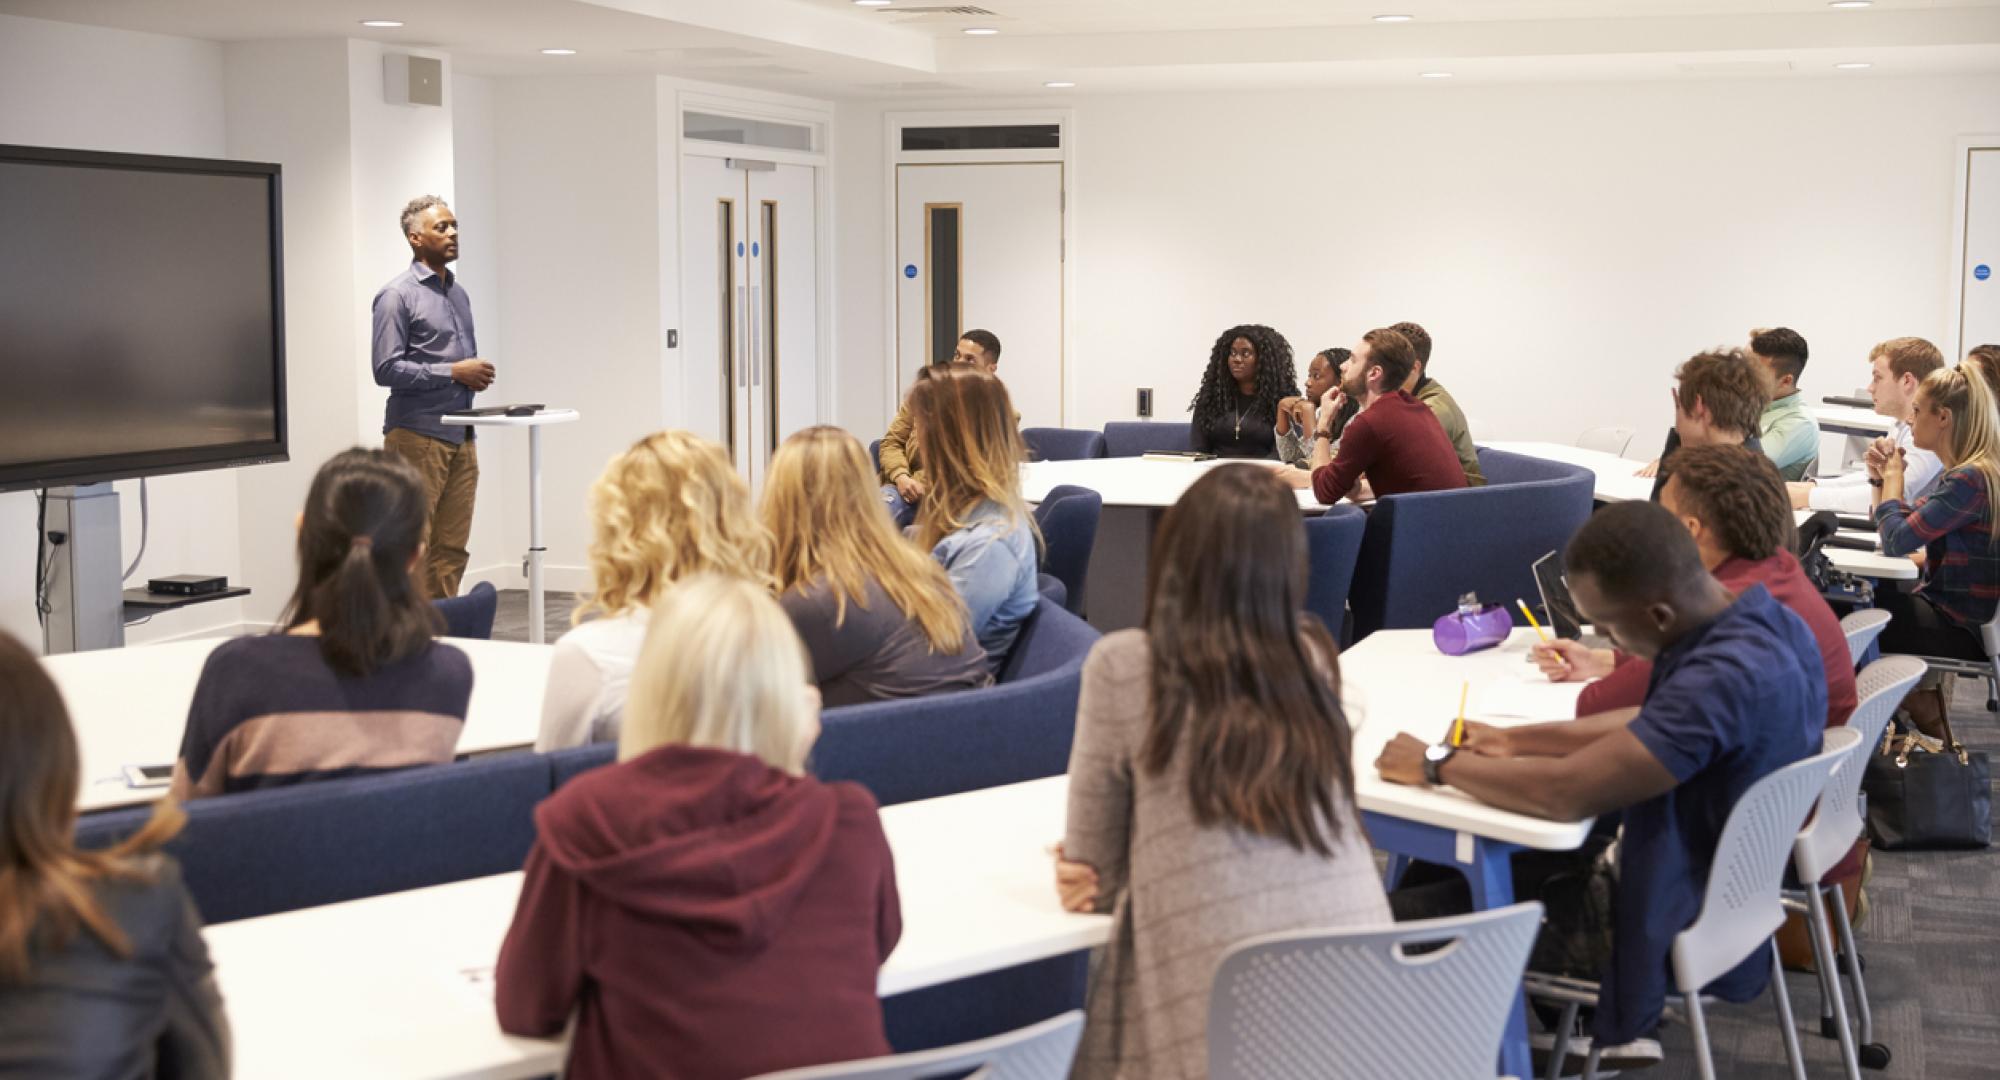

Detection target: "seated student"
[1057, 466, 1389, 1078]
[0, 632, 229, 1078]
[1188, 324, 1300, 459]
[536, 431, 774, 751]
[878, 329, 1002, 527]
[1392, 320, 1486, 486]
[1749, 327, 1821, 481]
[1959, 342, 2000, 393]
[763, 425, 992, 706]
[1533, 445, 1857, 729]
[1273, 327, 1468, 504]
[172, 449, 472, 800]
[1275, 346, 1349, 467]
[1789, 336, 1945, 512]
[1638, 347, 1770, 500]
[1378, 501, 1821, 1070]
[496, 575, 900, 1080]
[1872, 364, 2000, 736]
[905, 366, 1041, 668]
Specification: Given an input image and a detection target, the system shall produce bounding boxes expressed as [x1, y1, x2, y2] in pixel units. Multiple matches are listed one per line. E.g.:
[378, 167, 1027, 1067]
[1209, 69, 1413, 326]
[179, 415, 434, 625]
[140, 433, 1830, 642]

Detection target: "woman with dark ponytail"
[170, 449, 473, 799]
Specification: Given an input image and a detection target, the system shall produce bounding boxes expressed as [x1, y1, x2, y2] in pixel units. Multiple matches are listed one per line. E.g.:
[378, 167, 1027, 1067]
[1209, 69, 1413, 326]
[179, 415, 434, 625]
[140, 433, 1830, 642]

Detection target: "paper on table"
[1468, 673, 1584, 721]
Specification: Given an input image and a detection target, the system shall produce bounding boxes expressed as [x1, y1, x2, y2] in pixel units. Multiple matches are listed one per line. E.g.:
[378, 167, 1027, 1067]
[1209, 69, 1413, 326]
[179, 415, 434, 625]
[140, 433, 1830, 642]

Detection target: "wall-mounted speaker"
[384, 54, 443, 107]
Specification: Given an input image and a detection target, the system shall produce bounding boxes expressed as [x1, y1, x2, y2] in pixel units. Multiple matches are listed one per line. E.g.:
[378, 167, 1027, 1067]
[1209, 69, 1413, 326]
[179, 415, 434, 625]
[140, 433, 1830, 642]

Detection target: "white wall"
[0, 14, 244, 648]
[834, 75, 2000, 449]
[448, 73, 513, 588]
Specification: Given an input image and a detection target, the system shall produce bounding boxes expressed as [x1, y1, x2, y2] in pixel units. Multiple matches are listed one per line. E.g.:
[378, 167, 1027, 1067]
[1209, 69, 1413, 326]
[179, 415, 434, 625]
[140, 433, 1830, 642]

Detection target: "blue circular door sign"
[1978, 264, 1992, 281]
[752, 242, 760, 257]
[904, 264, 918, 279]
[736, 242, 744, 257]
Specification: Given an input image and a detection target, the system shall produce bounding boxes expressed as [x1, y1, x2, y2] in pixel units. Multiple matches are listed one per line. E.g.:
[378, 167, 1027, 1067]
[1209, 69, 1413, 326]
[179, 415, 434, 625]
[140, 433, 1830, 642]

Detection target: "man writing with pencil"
[1376, 501, 1822, 1071]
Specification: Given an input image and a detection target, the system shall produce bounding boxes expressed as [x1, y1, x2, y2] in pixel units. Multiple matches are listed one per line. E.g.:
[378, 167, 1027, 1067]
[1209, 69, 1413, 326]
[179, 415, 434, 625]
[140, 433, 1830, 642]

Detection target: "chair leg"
[1805, 893, 1863, 1079]
[1829, 883, 1890, 1068]
[1686, 991, 1718, 1080]
[1581, 1046, 1604, 1080]
[1770, 943, 1808, 1080]
[1543, 1001, 1580, 1080]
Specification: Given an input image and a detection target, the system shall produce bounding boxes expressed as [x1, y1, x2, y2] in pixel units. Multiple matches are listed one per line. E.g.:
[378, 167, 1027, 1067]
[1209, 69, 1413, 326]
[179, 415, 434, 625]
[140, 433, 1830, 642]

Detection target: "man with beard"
[1274, 327, 1468, 504]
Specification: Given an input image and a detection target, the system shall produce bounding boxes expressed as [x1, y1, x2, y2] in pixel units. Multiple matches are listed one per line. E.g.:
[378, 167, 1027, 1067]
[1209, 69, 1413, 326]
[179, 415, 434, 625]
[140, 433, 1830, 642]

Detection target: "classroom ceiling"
[4, 0, 1999, 96]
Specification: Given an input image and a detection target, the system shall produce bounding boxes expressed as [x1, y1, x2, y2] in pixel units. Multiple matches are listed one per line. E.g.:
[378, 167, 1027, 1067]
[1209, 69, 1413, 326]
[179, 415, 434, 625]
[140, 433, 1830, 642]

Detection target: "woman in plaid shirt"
[1872, 365, 2000, 735]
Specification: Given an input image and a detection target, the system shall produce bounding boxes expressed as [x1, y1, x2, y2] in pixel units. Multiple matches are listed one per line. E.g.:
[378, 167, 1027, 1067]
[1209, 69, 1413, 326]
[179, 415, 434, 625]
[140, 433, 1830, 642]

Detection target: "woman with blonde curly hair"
[762, 426, 990, 705]
[905, 367, 1040, 668]
[535, 431, 774, 750]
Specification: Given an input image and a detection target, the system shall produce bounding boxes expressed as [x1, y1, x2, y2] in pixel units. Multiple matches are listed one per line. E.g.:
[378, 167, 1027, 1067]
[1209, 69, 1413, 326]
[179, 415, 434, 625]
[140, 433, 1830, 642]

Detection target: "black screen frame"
[0, 143, 288, 494]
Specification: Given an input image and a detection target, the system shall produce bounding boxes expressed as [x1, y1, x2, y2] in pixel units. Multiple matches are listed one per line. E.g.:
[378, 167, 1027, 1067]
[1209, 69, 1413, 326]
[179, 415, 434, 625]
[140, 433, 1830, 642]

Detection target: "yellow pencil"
[1453, 681, 1467, 746]
[1517, 598, 1552, 644]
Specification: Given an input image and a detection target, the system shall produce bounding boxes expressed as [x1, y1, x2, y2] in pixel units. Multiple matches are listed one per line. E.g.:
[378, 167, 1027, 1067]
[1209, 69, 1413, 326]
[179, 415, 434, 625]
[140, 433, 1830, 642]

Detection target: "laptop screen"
[1532, 550, 1584, 640]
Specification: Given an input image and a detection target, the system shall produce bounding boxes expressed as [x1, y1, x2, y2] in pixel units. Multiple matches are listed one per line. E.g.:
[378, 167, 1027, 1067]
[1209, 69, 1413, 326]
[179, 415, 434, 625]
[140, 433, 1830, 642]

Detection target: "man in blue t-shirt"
[1378, 500, 1822, 1066]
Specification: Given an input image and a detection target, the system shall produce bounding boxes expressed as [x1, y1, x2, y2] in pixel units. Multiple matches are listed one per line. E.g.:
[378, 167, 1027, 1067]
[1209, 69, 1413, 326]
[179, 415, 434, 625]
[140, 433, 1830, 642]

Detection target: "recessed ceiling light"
[359, 20, 404, 28]
[1044, 81, 1075, 88]
[540, 48, 577, 56]
[1828, 1, 1871, 8]
[1835, 61, 1873, 69]
[1420, 72, 1454, 79]
[1373, 14, 1414, 22]
[853, 0, 893, 6]
[963, 27, 1000, 35]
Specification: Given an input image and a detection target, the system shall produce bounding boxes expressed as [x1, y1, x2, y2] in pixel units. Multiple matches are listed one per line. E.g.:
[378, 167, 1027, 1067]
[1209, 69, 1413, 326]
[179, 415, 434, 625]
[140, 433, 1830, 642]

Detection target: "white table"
[53, 636, 554, 813]
[443, 409, 580, 644]
[1480, 440, 1654, 503]
[1022, 457, 1324, 631]
[202, 775, 1111, 1080]
[1792, 508, 1920, 581]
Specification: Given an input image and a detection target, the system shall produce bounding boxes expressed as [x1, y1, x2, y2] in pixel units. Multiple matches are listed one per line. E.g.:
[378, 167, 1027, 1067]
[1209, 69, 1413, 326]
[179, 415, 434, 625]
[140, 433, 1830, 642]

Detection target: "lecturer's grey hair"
[399, 195, 449, 239]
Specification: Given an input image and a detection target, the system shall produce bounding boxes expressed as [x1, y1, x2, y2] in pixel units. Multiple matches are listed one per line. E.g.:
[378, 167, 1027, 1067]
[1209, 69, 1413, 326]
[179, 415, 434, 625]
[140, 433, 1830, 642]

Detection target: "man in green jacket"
[878, 329, 1002, 526]
[1394, 321, 1485, 487]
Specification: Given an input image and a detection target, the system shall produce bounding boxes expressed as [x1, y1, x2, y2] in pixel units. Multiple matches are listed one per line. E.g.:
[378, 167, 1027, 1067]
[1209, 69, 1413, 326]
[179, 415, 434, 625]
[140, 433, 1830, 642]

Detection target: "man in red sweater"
[1273, 327, 1468, 504]
[1533, 443, 1856, 730]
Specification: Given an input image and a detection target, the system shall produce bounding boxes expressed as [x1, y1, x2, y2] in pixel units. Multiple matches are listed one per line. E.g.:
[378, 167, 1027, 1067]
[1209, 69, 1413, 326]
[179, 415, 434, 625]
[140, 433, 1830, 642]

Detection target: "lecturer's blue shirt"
[371, 260, 477, 444]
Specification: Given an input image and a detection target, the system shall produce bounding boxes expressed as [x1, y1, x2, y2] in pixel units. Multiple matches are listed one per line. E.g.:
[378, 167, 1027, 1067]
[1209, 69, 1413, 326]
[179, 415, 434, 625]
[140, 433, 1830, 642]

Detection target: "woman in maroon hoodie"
[495, 574, 903, 1080]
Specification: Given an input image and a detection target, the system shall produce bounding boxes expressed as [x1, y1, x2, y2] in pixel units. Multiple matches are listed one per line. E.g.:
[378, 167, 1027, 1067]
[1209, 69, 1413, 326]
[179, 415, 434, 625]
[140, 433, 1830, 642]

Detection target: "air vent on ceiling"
[643, 46, 771, 63]
[1675, 60, 1794, 75]
[878, 5, 999, 18]
[859, 81, 964, 92]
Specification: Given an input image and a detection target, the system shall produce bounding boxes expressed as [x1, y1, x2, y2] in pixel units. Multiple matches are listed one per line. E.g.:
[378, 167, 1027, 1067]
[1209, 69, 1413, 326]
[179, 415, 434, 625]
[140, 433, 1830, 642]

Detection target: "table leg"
[528, 425, 546, 646]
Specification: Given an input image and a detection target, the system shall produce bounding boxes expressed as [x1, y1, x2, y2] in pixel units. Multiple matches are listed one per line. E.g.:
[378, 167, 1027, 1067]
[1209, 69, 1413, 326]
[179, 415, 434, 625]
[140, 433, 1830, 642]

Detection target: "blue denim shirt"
[371, 260, 477, 443]
[930, 501, 1040, 670]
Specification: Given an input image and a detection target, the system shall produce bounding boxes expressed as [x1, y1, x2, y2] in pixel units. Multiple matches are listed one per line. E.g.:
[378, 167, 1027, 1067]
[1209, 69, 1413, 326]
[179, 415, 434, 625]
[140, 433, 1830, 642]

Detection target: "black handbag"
[1862, 713, 1992, 850]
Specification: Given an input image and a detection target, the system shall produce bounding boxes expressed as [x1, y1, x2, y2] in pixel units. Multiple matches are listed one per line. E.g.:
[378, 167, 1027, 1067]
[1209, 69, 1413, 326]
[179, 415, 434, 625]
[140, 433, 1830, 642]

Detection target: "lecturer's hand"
[452, 358, 496, 391]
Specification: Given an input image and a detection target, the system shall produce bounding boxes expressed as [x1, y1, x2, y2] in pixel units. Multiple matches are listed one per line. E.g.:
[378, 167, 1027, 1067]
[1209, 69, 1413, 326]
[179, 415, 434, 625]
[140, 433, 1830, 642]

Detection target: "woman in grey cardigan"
[1056, 465, 1389, 1080]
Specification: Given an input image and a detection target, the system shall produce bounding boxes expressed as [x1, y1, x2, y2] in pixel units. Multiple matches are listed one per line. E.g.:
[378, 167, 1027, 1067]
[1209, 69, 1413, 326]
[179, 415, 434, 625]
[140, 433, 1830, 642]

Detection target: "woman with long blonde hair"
[498, 576, 901, 1080]
[0, 631, 229, 1076]
[1873, 363, 2000, 734]
[763, 426, 991, 705]
[904, 367, 1041, 667]
[535, 430, 775, 750]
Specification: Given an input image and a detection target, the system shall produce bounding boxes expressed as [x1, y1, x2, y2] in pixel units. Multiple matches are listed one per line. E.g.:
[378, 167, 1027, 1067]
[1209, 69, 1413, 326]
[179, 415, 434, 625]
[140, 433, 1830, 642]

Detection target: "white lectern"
[442, 408, 579, 644]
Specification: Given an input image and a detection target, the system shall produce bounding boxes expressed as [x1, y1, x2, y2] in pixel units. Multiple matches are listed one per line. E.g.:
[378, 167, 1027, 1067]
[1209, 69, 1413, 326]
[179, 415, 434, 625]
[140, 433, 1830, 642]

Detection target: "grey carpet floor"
[495, 586, 2000, 1077]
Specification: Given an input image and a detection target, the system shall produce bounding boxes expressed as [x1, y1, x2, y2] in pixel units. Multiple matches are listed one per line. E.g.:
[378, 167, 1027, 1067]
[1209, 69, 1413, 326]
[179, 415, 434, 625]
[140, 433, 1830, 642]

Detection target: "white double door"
[681, 156, 818, 487]
[896, 162, 1064, 428]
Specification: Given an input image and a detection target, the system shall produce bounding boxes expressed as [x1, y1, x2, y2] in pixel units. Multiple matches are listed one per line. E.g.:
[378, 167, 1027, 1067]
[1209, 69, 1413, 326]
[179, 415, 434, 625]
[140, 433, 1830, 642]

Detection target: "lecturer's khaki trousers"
[384, 428, 478, 600]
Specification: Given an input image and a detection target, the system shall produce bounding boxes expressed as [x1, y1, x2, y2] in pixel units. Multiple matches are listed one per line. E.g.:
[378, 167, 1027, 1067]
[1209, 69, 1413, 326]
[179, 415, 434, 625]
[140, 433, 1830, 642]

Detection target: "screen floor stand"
[43, 483, 126, 654]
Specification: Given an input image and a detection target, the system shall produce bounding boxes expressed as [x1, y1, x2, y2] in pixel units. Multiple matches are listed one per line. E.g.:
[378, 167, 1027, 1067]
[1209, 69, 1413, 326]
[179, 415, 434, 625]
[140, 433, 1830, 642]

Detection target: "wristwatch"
[1422, 742, 1459, 786]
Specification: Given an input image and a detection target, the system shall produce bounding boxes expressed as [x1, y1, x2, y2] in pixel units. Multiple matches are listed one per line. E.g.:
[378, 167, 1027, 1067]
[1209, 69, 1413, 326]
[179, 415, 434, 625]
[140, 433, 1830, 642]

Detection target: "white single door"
[1961, 147, 2000, 359]
[680, 157, 819, 487]
[896, 163, 1063, 428]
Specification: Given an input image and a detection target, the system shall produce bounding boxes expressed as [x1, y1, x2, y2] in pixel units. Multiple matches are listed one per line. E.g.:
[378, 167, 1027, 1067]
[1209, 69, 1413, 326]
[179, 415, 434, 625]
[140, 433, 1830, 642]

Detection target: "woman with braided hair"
[1187, 324, 1300, 459]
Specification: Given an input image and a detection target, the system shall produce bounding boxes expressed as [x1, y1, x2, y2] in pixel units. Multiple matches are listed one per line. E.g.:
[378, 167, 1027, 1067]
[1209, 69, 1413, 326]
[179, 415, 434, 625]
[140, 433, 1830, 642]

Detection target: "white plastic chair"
[1838, 608, 1892, 668]
[1786, 655, 1924, 1076]
[1529, 727, 1865, 1080]
[1892, 601, 2000, 713]
[1207, 902, 1543, 1079]
[1576, 427, 1636, 457]
[747, 1011, 1083, 1079]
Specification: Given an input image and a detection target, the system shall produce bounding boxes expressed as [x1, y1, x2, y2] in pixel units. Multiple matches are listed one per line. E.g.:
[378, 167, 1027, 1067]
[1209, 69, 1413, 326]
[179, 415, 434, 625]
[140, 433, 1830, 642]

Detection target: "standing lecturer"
[371, 195, 495, 599]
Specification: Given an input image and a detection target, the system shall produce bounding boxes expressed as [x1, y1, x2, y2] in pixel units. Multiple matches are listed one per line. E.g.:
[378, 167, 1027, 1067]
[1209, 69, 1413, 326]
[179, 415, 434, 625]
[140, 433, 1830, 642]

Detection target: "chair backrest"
[547, 740, 619, 790]
[1302, 507, 1367, 644]
[1576, 426, 1636, 456]
[1031, 485, 1102, 618]
[1794, 656, 1925, 882]
[748, 1010, 1083, 1079]
[1347, 451, 1593, 638]
[76, 754, 549, 923]
[870, 439, 883, 473]
[433, 580, 500, 639]
[1101, 420, 1193, 458]
[814, 599, 1097, 806]
[1837, 607, 1893, 667]
[1672, 727, 1863, 991]
[1208, 903, 1544, 1080]
[1022, 427, 1107, 462]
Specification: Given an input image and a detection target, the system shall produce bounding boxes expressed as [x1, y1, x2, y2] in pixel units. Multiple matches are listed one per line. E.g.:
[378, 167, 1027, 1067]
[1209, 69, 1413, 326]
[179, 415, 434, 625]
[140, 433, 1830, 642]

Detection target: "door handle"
[736, 284, 748, 388]
[749, 284, 762, 388]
